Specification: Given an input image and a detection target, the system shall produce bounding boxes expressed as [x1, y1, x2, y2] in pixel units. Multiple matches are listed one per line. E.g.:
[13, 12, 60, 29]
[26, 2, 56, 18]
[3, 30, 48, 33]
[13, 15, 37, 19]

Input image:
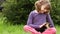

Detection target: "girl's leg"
[23, 25, 41, 34]
[42, 27, 56, 34]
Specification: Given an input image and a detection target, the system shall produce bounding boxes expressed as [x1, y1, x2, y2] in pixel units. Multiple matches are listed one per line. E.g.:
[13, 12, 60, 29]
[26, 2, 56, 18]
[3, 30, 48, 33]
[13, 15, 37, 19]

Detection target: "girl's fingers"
[39, 23, 46, 28]
[45, 23, 50, 28]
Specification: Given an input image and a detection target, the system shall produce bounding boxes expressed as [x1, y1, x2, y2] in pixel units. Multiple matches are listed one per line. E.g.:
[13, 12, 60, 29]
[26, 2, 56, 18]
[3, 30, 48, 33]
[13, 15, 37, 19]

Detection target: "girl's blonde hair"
[35, 0, 51, 14]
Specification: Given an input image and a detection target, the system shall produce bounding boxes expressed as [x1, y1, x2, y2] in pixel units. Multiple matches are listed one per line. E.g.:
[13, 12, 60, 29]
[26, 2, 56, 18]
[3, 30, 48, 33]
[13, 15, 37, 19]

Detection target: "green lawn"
[0, 13, 30, 34]
[0, 22, 60, 34]
[0, 13, 60, 34]
[55, 25, 60, 34]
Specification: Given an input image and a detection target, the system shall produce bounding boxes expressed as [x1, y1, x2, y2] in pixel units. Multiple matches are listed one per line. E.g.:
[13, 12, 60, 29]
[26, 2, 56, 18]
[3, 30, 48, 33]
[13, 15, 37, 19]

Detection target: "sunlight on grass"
[0, 23, 27, 34]
[55, 25, 60, 34]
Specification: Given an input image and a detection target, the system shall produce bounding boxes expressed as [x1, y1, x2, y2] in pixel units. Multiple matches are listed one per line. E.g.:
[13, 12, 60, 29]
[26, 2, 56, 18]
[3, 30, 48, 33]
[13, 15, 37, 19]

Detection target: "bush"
[51, 0, 60, 25]
[2, 0, 37, 24]
[1, 0, 60, 25]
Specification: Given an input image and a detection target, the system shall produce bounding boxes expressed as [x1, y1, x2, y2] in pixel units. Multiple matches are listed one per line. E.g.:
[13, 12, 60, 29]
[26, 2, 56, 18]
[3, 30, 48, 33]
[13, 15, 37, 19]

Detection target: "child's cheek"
[41, 5, 45, 10]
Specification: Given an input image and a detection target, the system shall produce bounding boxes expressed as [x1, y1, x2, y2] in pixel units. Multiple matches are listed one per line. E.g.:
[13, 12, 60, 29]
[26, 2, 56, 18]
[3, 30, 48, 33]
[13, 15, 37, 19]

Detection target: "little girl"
[24, 0, 56, 34]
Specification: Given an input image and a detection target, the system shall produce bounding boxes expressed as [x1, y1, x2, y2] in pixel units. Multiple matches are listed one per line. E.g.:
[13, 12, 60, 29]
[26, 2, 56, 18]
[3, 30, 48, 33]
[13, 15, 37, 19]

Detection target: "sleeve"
[27, 12, 40, 28]
[46, 13, 55, 27]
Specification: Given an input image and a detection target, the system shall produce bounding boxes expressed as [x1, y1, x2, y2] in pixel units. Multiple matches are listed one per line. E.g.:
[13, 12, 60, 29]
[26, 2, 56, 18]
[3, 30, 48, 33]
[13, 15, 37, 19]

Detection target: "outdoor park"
[0, 0, 60, 34]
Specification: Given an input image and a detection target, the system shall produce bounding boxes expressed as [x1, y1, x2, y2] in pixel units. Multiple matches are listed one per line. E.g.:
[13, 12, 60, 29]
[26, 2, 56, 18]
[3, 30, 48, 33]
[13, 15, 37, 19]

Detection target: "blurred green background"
[0, 0, 60, 34]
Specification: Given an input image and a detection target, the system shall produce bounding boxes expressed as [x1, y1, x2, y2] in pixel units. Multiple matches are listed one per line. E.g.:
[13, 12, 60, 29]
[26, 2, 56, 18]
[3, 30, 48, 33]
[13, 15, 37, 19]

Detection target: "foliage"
[51, 0, 60, 25]
[1, 0, 60, 25]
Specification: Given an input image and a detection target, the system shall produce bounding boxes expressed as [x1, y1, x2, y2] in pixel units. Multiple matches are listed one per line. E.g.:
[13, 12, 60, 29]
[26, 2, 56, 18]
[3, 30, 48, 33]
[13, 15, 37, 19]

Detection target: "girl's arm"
[46, 13, 55, 28]
[27, 12, 40, 28]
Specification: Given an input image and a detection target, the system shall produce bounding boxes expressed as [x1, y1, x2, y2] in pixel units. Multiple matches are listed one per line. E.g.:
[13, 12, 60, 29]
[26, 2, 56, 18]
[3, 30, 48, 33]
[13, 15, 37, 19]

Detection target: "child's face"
[38, 4, 49, 13]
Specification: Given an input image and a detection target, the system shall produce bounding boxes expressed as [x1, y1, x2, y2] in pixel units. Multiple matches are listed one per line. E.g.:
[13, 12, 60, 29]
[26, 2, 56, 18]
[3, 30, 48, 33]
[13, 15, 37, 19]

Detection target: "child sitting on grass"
[23, 0, 56, 34]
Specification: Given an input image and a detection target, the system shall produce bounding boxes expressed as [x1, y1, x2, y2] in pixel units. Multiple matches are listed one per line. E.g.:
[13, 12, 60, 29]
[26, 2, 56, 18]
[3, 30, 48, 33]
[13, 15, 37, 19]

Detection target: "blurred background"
[0, 0, 60, 34]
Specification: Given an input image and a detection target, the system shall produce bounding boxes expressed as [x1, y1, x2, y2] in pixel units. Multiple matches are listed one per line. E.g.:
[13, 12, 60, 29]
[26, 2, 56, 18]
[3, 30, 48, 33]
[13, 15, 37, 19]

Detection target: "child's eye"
[44, 7, 50, 10]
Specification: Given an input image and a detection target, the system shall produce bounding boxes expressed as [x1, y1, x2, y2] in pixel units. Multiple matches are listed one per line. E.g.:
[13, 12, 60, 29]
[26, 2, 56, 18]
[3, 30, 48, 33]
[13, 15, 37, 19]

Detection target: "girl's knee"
[52, 28, 56, 34]
[23, 25, 29, 30]
[23, 25, 35, 32]
[23, 25, 29, 32]
[23, 25, 31, 31]
[51, 28, 56, 32]
[49, 27, 56, 34]
[52, 28, 56, 33]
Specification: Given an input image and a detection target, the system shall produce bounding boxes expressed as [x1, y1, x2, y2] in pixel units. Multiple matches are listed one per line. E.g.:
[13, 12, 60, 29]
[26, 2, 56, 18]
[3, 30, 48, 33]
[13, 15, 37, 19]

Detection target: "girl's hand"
[39, 23, 46, 28]
[45, 22, 50, 29]
[39, 22, 50, 28]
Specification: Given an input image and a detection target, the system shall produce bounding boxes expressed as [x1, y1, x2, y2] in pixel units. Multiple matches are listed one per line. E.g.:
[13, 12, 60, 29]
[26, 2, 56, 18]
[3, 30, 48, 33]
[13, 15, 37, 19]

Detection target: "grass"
[0, 13, 30, 34]
[55, 25, 60, 34]
[0, 23, 60, 34]
[0, 22, 30, 34]
[0, 19, 29, 34]
[0, 24, 27, 34]
[0, 13, 60, 34]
